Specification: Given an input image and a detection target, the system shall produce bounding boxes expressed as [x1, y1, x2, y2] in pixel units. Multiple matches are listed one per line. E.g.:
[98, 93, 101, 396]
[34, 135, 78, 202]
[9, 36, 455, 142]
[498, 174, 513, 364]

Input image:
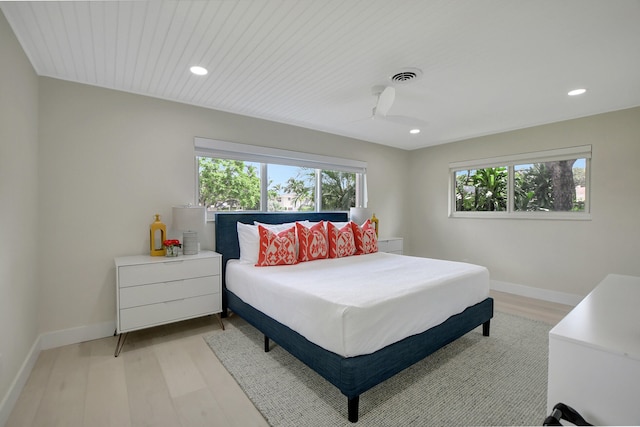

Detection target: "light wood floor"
[489, 290, 573, 325]
[6, 292, 572, 427]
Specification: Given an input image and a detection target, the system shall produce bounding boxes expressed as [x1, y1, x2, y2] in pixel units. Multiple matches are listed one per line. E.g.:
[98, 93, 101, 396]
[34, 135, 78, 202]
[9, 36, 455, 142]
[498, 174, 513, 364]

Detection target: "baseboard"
[490, 280, 582, 306]
[0, 339, 40, 427]
[39, 320, 116, 351]
[0, 320, 116, 426]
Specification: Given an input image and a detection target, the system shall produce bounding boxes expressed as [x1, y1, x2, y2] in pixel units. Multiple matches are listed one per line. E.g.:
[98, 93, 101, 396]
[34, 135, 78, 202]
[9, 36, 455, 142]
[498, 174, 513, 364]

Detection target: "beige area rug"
[204, 311, 551, 426]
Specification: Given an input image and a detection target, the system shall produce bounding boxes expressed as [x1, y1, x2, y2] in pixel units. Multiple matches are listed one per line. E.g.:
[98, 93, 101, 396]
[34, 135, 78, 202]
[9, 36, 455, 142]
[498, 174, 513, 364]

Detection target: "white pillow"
[237, 222, 260, 264]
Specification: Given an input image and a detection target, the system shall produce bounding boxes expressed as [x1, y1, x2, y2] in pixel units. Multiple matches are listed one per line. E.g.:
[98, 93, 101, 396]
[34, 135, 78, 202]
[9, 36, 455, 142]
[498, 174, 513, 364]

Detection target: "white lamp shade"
[172, 205, 205, 232]
[349, 207, 372, 225]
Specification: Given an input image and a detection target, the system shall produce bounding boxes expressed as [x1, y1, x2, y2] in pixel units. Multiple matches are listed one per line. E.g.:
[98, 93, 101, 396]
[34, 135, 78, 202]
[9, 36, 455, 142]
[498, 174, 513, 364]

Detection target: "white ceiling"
[2, 1, 640, 150]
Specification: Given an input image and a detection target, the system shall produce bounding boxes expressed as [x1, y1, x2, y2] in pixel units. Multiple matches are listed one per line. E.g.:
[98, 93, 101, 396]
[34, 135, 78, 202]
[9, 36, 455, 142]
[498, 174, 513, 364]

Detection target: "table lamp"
[172, 205, 206, 255]
[349, 207, 372, 225]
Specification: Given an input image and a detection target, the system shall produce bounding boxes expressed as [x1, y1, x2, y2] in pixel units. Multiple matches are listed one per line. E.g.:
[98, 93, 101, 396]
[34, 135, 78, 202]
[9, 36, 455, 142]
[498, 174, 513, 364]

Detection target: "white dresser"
[114, 251, 222, 356]
[377, 237, 403, 254]
[547, 274, 640, 425]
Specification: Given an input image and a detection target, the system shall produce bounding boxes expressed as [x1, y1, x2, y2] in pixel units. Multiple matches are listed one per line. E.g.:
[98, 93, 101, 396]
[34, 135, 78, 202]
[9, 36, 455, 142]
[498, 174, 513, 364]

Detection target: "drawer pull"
[164, 298, 185, 304]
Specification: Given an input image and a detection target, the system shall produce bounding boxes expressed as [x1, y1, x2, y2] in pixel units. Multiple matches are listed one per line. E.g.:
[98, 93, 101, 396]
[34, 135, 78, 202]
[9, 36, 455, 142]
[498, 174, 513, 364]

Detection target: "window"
[198, 158, 261, 211]
[455, 167, 508, 212]
[513, 159, 587, 213]
[450, 145, 591, 219]
[194, 138, 366, 219]
[267, 164, 314, 211]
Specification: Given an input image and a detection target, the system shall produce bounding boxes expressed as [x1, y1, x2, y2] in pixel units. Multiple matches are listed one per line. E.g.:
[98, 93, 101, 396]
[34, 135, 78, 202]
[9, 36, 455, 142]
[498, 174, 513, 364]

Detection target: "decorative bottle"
[150, 214, 167, 256]
[371, 213, 379, 236]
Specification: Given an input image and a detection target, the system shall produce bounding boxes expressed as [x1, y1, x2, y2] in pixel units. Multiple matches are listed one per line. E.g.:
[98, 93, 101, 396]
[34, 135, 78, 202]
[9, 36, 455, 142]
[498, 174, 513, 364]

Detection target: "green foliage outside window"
[198, 158, 260, 211]
[198, 157, 356, 212]
[456, 167, 508, 211]
[277, 169, 356, 211]
[454, 159, 586, 213]
[271, 167, 315, 211]
[514, 160, 584, 212]
[322, 170, 356, 210]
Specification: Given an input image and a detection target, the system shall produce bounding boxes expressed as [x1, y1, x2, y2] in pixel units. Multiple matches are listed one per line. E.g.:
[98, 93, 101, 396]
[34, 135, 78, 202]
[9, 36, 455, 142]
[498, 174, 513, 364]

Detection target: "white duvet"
[226, 252, 489, 357]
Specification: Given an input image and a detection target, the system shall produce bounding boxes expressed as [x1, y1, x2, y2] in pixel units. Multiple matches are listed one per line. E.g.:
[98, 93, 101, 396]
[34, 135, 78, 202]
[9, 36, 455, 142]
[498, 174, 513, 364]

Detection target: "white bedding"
[226, 252, 489, 357]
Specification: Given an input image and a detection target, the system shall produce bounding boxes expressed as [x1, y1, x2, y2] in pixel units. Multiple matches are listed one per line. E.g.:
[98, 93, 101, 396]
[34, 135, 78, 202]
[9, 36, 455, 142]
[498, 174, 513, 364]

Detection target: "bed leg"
[348, 396, 359, 423]
[264, 335, 270, 352]
[483, 319, 491, 337]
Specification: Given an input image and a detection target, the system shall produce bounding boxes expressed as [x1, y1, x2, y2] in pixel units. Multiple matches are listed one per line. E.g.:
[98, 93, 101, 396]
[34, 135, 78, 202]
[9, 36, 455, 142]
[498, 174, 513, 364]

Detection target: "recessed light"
[190, 66, 208, 76]
[568, 88, 586, 96]
[409, 129, 420, 134]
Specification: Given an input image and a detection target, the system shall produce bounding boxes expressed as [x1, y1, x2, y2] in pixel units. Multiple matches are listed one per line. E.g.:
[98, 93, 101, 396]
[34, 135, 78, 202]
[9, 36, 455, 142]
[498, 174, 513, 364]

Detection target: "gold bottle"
[371, 213, 379, 237]
[150, 214, 167, 256]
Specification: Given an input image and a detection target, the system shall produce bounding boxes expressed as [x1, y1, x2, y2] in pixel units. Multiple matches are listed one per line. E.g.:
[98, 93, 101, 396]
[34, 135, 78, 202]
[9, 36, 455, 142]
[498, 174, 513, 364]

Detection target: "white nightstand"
[377, 237, 403, 254]
[114, 250, 223, 356]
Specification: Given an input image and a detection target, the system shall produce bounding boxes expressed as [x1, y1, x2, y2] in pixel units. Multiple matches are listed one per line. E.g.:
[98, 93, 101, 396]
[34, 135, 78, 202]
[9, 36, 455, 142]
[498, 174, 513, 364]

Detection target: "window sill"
[449, 212, 592, 221]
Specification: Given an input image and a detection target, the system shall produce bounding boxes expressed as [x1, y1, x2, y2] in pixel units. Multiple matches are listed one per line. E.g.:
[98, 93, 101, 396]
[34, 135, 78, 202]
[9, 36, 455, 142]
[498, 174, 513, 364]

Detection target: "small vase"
[165, 246, 179, 257]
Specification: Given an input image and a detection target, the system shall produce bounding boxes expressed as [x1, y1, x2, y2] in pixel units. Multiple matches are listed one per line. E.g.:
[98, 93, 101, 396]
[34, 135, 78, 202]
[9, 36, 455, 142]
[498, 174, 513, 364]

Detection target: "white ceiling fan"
[367, 85, 428, 129]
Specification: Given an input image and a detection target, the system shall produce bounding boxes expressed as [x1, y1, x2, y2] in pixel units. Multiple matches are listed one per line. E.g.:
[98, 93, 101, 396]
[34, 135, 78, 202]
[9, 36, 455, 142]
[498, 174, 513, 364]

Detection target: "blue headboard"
[214, 211, 348, 312]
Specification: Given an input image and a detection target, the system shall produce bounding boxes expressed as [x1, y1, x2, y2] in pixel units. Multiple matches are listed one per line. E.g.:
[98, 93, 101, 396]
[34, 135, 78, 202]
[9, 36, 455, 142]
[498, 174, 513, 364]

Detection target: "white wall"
[407, 107, 640, 299]
[37, 77, 409, 334]
[0, 9, 40, 421]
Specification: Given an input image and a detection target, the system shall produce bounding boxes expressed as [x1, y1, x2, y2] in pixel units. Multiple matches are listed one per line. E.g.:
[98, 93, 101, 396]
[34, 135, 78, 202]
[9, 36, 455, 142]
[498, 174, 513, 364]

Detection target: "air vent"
[389, 67, 423, 84]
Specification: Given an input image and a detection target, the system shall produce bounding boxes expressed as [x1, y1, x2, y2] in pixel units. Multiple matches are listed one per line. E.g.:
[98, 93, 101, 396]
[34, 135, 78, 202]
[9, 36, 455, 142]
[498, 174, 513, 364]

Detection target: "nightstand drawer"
[119, 293, 221, 332]
[119, 276, 218, 309]
[118, 258, 219, 287]
[378, 237, 403, 254]
[384, 239, 403, 252]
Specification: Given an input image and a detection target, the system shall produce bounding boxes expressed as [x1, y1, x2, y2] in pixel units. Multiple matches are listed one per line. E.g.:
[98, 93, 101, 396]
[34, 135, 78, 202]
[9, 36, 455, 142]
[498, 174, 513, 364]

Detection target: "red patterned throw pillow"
[351, 219, 378, 255]
[297, 221, 328, 262]
[327, 221, 356, 258]
[255, 225, 297, 266]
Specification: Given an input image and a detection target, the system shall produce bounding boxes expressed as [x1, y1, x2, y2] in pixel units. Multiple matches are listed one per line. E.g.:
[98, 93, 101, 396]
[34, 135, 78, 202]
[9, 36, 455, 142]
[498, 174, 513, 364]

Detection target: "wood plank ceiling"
[2, 0, 640, 150]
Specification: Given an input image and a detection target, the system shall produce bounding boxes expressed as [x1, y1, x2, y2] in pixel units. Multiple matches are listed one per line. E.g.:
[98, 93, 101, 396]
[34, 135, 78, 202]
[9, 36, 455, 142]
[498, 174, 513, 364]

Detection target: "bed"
[215, 212, 493, 422]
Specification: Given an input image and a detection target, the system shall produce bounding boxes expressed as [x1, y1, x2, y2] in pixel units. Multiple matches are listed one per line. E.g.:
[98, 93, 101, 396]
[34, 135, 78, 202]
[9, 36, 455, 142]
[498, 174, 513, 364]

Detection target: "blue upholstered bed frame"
[215, 212, 494, 422]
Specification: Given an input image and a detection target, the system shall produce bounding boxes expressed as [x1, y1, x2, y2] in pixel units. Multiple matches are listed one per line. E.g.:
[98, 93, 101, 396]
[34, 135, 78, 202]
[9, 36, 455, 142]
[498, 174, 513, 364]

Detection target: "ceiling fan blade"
[348, 85, 426, 130]
[375, 86, 395, 117]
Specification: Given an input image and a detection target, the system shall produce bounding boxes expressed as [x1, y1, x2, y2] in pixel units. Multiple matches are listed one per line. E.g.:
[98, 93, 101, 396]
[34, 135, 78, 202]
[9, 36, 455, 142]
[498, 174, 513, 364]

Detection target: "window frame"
[194, 138, 367, 219]
[449, 145, 592, 220]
